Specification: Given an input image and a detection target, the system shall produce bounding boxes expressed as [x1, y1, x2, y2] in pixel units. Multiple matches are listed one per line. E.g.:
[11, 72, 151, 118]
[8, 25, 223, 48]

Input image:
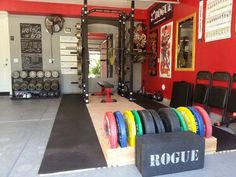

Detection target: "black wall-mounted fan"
[45, 15, 64, 34]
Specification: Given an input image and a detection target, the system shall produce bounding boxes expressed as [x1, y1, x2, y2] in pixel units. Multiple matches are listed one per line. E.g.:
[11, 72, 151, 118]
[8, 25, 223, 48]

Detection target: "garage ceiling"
[20, 0, 154, 9]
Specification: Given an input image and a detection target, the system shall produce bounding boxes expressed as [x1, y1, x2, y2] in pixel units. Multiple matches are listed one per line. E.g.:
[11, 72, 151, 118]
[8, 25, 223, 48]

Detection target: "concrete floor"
[1, 96, 236, 177]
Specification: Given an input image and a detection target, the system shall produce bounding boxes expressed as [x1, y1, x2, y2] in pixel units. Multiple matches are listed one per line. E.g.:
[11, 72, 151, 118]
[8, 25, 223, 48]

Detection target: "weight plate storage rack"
[11, 70, 60, 99]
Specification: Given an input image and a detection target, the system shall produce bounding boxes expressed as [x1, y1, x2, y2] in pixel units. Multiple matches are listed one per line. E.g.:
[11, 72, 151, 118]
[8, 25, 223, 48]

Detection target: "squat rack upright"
[81, 0, 135, 103]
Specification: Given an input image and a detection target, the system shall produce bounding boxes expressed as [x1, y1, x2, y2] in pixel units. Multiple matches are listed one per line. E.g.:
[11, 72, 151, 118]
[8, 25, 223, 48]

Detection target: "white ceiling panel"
[20, 0, 154, 9]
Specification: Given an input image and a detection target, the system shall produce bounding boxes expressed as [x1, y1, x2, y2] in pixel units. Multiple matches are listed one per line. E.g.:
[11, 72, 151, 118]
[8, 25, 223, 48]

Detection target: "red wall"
[0, 0, 147, 21]
[143, 0, 236, 99]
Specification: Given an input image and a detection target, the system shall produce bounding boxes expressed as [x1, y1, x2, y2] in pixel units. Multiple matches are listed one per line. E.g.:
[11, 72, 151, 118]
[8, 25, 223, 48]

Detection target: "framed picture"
[175, 13, 196, 71]
[159, 21, 173, 78]
[148, 30, 158, 76]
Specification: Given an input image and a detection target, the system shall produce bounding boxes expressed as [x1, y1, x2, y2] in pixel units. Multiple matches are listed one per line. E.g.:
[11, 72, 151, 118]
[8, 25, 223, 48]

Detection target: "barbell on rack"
[76, 42, 152, 54]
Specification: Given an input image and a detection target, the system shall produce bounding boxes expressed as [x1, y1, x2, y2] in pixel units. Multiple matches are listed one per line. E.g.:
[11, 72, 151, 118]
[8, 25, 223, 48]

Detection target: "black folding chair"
[222, 73, 236, 127]
[207, 72, 231, 123]
[192, 71, 212, 110]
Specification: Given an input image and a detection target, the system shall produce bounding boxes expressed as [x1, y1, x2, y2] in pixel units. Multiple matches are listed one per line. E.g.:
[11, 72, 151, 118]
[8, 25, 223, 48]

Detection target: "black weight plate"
[157, 108, 181, 132]
[137, 110, 155, 134]
[148, 109, 165, 133]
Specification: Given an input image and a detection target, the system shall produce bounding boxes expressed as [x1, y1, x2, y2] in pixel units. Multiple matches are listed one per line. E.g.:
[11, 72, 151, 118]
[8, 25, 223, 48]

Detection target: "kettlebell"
[153, 91, 163, 101]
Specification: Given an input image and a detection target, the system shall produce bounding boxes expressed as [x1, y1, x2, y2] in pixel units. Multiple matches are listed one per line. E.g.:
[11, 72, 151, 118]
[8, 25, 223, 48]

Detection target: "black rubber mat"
[133, 94, 167, 111]
[39, 94, 107, 174]
[212, 126, 236, 151]
[132, 94, 236, 152]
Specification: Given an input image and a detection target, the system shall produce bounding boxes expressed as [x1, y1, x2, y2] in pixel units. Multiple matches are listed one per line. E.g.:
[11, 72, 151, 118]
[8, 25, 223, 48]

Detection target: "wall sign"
[149, 3, 173, 29]
[205, 0, 233, 42]
[159, 21, 173, 78]
[20, 23, 42, 70]
[148, 30, 158, 76]
[198, 0, 204, 40]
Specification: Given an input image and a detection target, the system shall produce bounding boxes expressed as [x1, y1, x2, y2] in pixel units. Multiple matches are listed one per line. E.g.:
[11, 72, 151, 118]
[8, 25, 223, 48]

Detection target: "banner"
[20, 23, 42, 70]
[148, 30, 158, 76]
[159, 22, 173, 78]
[198, 0, 204, 40]
[205, 0, 233, 42]
[149, 3, 173, 29]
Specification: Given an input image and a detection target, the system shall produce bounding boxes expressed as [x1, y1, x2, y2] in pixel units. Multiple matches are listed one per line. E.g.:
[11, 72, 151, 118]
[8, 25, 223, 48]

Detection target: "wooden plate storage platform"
[87, 94, 217, 167]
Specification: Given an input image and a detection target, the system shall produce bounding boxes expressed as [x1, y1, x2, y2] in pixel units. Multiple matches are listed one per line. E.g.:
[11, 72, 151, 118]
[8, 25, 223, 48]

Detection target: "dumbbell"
[47, 91, 55, 97]
[40, 91, 48, 97]
[54, 91, 60, 97]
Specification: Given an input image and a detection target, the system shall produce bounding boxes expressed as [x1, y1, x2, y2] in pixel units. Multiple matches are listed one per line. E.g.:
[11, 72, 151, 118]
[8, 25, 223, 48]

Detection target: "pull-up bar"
[127, 0, 180, 4]
[87, 8, 125, 15]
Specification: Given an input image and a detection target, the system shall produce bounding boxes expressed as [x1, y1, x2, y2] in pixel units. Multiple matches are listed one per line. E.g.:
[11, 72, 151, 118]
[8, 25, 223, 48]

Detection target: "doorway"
[0, 11, 11, 95]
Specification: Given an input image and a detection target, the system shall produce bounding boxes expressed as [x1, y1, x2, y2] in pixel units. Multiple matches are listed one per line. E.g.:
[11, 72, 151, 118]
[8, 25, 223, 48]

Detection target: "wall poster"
[159, 21, 173, 78]
[148, 30, 158, 76]
[20, 23, 42, 70]
[149, 3, 173, 29]
[205, 0, 233, 42]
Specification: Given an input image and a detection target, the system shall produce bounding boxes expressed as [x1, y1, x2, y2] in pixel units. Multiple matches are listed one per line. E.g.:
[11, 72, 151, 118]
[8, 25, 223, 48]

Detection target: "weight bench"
[92, 81, 117, 103]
